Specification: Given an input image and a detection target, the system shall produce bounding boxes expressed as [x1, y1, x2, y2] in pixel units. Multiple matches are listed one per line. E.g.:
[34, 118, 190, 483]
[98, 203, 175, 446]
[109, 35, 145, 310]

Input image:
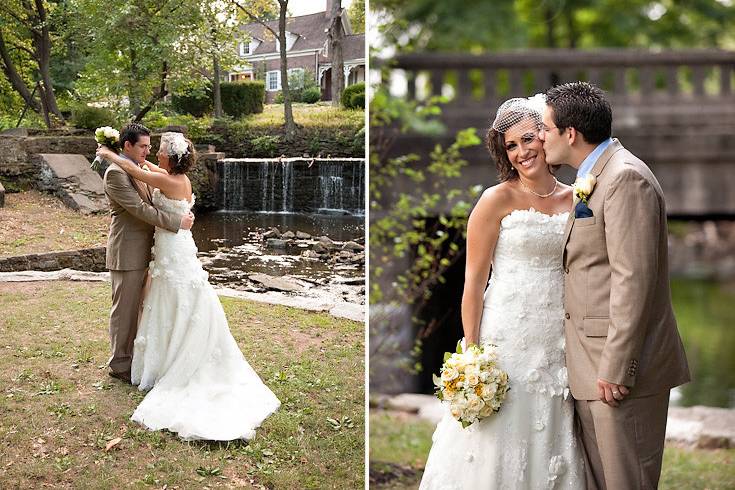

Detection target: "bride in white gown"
[419, 96, 585, 489]
[97, 133, 279, 441]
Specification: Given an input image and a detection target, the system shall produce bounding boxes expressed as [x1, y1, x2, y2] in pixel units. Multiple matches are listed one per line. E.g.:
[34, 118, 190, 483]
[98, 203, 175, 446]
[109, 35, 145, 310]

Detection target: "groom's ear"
[567, 127, 578, 146]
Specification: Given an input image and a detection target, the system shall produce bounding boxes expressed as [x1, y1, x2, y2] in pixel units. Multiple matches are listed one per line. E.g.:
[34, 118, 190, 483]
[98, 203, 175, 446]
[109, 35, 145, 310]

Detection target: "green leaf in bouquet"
[456, 339, 463, 354]
[443, 351, 452, 363]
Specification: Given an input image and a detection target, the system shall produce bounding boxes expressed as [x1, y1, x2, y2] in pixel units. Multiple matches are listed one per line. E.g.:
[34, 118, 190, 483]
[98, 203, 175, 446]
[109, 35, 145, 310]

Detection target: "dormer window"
[239, 42, 250, 56]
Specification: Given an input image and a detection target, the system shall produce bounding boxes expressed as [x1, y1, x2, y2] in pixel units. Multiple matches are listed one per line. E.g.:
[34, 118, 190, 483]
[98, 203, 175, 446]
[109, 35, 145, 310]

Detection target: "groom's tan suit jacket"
[104, 162, 181, 270]
[103, 161, 182, 374]
[563, 139, 690, 401]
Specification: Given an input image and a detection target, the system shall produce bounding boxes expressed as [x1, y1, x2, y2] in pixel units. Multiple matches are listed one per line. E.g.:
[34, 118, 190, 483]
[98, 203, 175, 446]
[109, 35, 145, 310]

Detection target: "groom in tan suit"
[540, 82, 690, 489]
[103, 123, 193, 383]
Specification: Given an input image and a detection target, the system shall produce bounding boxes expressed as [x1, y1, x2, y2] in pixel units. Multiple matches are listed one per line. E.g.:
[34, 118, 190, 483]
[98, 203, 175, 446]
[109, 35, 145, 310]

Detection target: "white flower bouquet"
[91, 126, 120, 172]
[433, 341, 510, 428]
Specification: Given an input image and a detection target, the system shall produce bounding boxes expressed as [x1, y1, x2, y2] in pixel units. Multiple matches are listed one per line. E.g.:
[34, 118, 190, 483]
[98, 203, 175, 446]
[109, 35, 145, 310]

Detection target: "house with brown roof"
[228, 2, 365, 103]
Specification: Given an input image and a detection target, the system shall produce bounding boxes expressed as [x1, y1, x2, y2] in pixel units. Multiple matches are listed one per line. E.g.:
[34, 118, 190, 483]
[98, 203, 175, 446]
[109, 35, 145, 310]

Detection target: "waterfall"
[218, 158, 364, 214]
[319, 162, 345, 212]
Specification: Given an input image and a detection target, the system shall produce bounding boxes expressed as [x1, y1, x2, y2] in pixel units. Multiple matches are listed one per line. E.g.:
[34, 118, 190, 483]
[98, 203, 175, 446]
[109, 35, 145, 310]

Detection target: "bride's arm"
[97, 147, 176, 192]
[142, 161, 168, 174]
[461, 187, 505, 345]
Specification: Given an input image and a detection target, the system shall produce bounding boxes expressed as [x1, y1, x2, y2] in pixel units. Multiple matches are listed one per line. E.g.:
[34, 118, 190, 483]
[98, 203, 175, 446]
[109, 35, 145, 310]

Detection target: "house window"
[266, 71, 281, 91]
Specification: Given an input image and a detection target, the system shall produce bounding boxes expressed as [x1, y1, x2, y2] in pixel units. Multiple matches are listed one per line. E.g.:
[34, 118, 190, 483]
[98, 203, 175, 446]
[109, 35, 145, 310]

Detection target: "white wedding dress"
[130, 189, 280, 440]
[420, 209, 585, 490]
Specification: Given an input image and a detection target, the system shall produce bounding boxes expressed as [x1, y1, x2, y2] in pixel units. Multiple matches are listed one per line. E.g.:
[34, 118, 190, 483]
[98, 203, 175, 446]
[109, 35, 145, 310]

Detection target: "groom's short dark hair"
[545, 82, 612, 145]
[120, 122, 151, 147]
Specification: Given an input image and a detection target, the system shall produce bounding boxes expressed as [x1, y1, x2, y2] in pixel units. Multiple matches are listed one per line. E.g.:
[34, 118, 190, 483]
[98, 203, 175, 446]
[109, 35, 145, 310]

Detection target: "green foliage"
[140, 112, 213, 142]
[301, 86, 322, 104]
[69, 104, 117, 130]
[369, 82, 481, 374]
[221, 81, 265, 118]
[171, 86, 213, 117]
[250, 135, 281, 157]
[371, 0, 735, 52]
[347, 0, 365, 34]
[341, 82, 365, 109]
[275, 70, 320, 104]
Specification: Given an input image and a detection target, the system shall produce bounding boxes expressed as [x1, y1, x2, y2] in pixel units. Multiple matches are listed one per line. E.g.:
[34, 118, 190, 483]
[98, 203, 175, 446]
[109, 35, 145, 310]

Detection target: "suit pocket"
[575, 216, 596, 227]
[583, 317, 609, 337]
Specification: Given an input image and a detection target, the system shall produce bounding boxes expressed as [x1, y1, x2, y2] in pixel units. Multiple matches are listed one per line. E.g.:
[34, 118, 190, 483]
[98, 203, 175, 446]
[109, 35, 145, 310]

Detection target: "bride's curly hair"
[167, 137, 197, 175]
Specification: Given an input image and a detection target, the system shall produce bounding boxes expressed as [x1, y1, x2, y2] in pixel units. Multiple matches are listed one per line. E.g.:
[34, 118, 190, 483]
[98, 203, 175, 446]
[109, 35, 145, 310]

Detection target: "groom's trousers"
[575, 392, 669, 490]
[108, 269, 148, 374]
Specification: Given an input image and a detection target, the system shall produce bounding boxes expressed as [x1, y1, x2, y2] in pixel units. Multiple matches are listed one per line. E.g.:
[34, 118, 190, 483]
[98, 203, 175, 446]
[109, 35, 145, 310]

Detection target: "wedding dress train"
[130, 189, 280, 440]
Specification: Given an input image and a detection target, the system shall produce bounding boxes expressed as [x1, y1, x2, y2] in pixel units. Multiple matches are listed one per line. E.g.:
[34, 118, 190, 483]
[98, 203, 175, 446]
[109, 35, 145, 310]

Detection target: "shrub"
[341, 82, 365, 109]
[302, 86, 322, 104]
[221, 81, 264, 117]
[349, 92, 365, 109]
[250, 135, 280, 157]
[70, 104, 117, 129]
[171, 87, 212, 117]
[274, 91, 284, 104]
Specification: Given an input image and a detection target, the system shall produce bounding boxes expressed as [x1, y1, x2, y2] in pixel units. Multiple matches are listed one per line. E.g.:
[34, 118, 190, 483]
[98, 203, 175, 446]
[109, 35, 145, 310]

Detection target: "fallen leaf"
[105, 437, 122, 451]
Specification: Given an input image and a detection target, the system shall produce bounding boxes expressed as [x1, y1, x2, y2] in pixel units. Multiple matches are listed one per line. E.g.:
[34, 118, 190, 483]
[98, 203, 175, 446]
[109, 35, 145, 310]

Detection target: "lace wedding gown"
[420, 209, 585, 490]
[130, 189, 280, 440]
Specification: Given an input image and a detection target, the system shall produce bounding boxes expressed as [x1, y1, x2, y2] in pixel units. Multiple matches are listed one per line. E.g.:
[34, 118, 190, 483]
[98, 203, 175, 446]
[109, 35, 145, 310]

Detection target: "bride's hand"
[96, 146, 114, 159]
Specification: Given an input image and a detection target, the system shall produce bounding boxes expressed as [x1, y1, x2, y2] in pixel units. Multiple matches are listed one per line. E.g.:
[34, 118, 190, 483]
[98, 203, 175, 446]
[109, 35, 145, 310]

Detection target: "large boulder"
[36, 154, 106, 214]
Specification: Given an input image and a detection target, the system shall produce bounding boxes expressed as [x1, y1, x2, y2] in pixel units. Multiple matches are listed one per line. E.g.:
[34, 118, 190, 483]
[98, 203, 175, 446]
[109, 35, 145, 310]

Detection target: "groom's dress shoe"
[109, 370, 132, 384]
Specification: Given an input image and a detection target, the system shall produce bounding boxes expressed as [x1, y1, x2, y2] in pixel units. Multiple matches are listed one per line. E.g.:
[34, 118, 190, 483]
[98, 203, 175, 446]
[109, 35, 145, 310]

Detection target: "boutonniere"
[573, 174, 597, 205]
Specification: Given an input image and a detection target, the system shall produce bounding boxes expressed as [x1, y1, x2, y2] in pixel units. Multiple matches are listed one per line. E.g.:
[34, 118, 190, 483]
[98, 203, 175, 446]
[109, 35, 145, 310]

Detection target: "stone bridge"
[376, 49, 735, 217]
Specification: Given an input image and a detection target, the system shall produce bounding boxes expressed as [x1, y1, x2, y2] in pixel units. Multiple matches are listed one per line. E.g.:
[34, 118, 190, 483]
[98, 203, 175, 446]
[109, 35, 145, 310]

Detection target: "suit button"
[565, 267, 569, 274]
[565, 313, 570, 320]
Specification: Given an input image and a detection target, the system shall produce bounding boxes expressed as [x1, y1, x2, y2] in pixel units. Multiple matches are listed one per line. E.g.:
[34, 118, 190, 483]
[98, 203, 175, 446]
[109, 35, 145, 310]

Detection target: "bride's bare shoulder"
[472, 182, 514, 220]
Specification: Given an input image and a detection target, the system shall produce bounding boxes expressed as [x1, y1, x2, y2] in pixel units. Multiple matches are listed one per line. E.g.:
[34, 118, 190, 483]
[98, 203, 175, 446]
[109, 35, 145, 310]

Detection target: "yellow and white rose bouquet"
[91, 126, 120, 172]
[433, 341, 510, 428]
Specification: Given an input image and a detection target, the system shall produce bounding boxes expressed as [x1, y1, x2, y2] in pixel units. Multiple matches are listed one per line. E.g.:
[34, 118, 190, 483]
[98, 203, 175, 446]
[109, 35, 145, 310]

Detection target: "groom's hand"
[597, 379, 630, 407]
[180, 212, 195, 230]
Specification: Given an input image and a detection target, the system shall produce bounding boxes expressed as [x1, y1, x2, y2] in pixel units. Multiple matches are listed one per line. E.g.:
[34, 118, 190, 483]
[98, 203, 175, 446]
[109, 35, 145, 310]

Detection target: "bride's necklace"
[519, 176, 558, 198]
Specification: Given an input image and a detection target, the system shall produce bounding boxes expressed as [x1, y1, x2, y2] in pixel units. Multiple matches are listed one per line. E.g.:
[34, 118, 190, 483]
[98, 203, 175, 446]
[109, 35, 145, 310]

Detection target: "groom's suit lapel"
[127, 172, 152, 204]
[562, 138, 624, 252]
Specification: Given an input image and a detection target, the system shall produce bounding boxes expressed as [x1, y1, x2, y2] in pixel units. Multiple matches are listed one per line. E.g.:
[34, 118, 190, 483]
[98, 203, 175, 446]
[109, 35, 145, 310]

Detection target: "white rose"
[466, 394, 482, 412]
[482, 382, 498, 399]
[575, 174, 596, 196]
[479, 404, 493, 417]
[441, 366, 459, 383]
[102, 127, 117, 139]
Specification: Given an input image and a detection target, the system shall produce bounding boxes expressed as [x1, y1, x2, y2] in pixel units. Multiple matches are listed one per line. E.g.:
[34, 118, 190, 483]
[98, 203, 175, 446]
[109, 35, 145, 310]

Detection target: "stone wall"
[0, 132, 97, 187]
[0, 247, 106, 273]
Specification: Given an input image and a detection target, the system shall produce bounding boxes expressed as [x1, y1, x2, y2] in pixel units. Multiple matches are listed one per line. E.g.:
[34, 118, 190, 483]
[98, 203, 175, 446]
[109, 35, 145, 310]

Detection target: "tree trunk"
[32, 0, 62, 123]
[329, 0, 344, 107]
[278, 0, 295, 139]
[0, 31, 41, 114]
[213, 54, 223, 118]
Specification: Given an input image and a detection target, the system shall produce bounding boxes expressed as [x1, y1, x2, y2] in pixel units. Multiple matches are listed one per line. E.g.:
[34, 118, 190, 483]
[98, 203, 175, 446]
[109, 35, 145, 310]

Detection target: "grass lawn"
[0, 281, 364, 489]
[0, 191, 109, 258]
[369, 410, 735, 489]
[241, 103, 364, 130]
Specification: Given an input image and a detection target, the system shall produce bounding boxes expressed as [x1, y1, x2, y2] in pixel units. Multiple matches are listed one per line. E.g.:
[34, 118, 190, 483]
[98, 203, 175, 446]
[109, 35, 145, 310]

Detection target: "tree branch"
[229, 1, 279, 39]
[133, 61, 169, 122]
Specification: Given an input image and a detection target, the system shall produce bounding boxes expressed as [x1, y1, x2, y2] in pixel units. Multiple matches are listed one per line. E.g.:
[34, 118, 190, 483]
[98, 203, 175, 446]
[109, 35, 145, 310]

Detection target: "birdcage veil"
[491, 93, 546, 134]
